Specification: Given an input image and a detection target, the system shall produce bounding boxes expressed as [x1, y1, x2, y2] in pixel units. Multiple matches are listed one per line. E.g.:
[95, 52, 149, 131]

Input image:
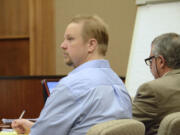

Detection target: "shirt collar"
[69, 59, 110, 75]
[163, 68, 180, 77]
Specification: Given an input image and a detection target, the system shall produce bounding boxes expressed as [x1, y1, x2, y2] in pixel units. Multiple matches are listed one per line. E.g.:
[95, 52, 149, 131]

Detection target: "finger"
[14, 126, 26, 134]
[11, 120, 17, 128]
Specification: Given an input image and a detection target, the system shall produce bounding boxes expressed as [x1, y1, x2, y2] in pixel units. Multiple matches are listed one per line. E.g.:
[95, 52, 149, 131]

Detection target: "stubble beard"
[64, 55, 74, 67]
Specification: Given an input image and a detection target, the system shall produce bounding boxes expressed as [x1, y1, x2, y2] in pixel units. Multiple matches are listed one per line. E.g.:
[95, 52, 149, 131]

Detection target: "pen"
[19, 110, 26, 119]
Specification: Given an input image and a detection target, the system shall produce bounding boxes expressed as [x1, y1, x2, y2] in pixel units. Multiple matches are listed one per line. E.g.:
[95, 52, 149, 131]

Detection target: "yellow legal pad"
[0, 131, 28, 135]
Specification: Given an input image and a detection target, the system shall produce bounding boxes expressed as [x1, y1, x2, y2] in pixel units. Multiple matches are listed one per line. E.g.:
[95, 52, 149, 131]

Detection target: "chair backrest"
[86, 119, 145, 135]
[157, 112, 180, 135]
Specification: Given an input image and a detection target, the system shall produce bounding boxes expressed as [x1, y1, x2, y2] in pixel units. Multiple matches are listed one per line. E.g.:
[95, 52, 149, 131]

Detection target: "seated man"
[12, 15, 132, 135]
[133, 33, 180, 135]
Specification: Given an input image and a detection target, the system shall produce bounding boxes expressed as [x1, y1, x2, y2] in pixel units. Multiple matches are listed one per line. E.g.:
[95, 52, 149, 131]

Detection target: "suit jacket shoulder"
[132, 69, 180, 135]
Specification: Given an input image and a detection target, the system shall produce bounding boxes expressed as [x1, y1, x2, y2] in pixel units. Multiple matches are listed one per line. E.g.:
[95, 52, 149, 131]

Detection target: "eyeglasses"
[144, 56, 156, 66]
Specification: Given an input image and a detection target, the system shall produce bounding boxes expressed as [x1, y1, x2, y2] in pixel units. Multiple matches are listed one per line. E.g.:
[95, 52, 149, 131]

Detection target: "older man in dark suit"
[133, 33, 180, 135]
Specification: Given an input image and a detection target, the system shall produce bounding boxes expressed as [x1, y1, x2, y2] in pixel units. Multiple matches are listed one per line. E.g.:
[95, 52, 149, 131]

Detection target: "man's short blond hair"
[70, 15, 109, 56]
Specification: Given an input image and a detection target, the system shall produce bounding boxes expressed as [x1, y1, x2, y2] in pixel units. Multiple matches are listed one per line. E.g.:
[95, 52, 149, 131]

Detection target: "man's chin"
[65, 61, 74, 67]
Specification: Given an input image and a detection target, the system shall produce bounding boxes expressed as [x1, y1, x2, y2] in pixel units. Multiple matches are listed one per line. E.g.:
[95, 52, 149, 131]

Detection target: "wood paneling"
[0, 79, 43, 119]
[0, 0, 29, 37]
[29, 0, 56, 75]
[0, 0, 56, 76]
[0, 76, 63, 120]
[0, 39, 29, 76]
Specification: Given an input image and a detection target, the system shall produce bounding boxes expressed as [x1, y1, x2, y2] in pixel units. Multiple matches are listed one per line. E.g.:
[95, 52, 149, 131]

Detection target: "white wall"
[126, 1, 180, 97]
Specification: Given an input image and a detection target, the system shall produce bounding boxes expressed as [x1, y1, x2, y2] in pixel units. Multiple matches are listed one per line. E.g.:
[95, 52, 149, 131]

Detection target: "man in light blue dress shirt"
[12, 15, 132, 135]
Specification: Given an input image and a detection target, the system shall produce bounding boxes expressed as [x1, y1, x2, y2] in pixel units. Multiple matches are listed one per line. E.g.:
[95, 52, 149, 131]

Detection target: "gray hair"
[152, 33, 180, 69]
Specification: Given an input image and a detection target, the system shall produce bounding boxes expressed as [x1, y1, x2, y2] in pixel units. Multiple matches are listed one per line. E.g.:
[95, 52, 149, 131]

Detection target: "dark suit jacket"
[133, 69, 180, 135]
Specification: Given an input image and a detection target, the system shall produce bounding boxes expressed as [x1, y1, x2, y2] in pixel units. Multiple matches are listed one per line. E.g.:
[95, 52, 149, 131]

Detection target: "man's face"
[149, 45, 160, 79]
[60, 22, 89, 68]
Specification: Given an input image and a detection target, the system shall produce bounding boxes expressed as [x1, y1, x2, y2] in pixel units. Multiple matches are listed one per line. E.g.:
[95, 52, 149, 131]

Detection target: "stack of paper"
[0, 131, 28, 135]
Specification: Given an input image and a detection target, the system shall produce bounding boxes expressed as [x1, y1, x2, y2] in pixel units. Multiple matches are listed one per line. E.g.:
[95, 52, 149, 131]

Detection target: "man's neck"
[160, 66, 172, 77]
[87, 52, 105, 62]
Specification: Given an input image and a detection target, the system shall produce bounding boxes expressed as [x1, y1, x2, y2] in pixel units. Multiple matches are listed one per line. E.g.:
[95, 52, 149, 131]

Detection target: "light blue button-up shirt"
[30, 60, 132, 135]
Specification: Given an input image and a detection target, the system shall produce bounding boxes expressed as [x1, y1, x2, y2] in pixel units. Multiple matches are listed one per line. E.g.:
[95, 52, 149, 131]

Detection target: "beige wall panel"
[0, 0, 29, 38]
[55, 0, 137, 76]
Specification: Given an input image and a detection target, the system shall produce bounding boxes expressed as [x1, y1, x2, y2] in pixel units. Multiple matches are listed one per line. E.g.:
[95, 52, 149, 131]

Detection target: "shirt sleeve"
[30, 84, 82, 135]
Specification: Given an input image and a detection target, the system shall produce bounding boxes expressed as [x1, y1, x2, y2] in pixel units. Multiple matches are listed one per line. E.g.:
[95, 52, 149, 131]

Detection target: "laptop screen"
[47, 82, 58, 94]
[41, 79, 58, 103]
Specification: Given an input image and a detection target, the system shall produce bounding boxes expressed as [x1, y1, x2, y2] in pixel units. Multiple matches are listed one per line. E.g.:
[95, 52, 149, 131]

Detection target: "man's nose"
[60, 41, 67, 49]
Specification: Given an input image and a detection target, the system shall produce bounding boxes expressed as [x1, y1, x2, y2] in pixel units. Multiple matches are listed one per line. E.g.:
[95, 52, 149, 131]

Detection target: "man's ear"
[158, 55, 166, 69]
[87, 38, 98, 53]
